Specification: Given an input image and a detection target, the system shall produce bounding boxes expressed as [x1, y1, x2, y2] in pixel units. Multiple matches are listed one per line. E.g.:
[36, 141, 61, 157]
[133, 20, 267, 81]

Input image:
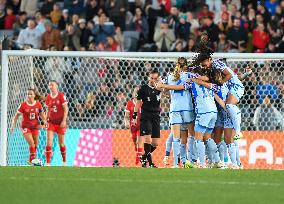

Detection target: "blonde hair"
[173, 58, 182, 81]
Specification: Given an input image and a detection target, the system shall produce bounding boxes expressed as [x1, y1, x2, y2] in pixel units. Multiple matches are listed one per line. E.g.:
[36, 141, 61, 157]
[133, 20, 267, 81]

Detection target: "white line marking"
[3, 177, 283, 187]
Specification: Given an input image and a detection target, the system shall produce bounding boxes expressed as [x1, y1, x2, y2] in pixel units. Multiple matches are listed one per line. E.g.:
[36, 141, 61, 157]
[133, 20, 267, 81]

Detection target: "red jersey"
[45, 92, 68, 125]
[17, 101, 43, 129]
[125, 99, 141, 126]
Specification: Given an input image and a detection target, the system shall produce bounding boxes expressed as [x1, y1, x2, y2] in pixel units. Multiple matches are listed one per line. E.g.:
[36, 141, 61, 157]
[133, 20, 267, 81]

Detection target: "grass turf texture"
[0, 167, 283, 204]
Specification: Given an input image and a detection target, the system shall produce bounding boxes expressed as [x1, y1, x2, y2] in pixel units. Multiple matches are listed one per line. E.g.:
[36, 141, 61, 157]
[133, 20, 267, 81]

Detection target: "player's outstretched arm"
[221, 68, 232, 83]
[155, 82, 184, 90]
[10, 112, 20, 134]
[214, 94, 227, 111]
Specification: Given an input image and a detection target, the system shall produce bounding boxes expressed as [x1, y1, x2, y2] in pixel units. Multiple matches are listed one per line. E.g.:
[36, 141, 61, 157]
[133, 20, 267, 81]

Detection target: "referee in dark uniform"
[133, 68, 161, 168]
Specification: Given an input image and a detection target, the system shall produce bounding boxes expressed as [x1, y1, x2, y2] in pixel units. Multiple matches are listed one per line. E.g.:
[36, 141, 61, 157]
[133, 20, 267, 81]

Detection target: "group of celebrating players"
[125, 40, 249, 169]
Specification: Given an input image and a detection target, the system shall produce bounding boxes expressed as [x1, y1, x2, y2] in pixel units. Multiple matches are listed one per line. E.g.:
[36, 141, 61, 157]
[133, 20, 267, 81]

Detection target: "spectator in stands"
[85, 0, 100, 21]
[71, 13, 80, 27]
[78, 18, 93, 50]
[153, 19, 175, 52]
[170, 39, 184, 52]
[197, 4, 214, 21]
[253, 95, 283, 131]
[256, 1, 271, 25]
[62, 24, 81, 51]
[105, 35, 121, 51]
[0, 0, 6, 29]
[184, 37, 196, 52]
[129, 7, 149, 47]
[201, 16, 219, 49]
[175, 14, 191, 41]
[20, 0, 38, 17]
[252, 23, 270, 53]
[92, 13, 115, 45]
[6, 0, 21, 15]
[40, 0, 55, 17]
[70, 0, 84, 15]
[168, 6, 180, 37]
[218, 11, 231, 34]
[227, 18, 248, 52]
[105, 0, 128, 31]
[17, 19, 42, 49]
[4, 6, 16, 29]
[50, 3, 62, 27]
[206, 0, 222, 13]
[114, 26, 124, 51]
[35, 11, 48, 33]
[217, 31, 229, 52]
[41, 20, 63, 50]
[266, 0, 278, 15]
[58, 9, 70, 31]
[12, 11, 27, 35]
[186, 11, 199, 35]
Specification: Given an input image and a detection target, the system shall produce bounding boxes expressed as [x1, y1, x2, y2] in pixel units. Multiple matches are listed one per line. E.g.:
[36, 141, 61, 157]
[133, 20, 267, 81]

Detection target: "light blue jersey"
[212, 59, 244, 101]
[164, 72, 194, 113]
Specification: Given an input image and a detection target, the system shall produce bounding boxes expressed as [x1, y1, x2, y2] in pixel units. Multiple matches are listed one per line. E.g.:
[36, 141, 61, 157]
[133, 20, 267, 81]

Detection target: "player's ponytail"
[173, 58, 181, 81]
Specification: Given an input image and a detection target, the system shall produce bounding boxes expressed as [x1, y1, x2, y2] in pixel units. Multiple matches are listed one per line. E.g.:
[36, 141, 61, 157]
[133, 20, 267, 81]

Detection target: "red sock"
[46, 146, 52, 164]
[29, 146, 36, 162]
[60, 145, 66, 162]
[136, 148, 143, 165]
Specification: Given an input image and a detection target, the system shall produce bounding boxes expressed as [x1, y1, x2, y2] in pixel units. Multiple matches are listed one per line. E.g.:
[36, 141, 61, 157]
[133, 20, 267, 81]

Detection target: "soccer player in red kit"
[45, 80, 68, 166]
[11, 88, 46, 164]
[124, 87, 143, 165]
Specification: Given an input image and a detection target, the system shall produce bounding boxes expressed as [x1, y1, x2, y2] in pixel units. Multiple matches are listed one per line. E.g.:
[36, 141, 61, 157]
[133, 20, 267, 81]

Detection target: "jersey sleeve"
[60, 93, 68, 105]
[211, 84, 221, 93]
[188, 72, 199, 79]
[17, 103, 24, 113]
[213, 59, 228, 72]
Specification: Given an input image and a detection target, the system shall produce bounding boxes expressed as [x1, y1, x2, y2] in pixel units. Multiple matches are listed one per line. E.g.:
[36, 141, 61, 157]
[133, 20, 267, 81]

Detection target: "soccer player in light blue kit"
[161, 57, 196, 167]
[158, 67, 224, 168]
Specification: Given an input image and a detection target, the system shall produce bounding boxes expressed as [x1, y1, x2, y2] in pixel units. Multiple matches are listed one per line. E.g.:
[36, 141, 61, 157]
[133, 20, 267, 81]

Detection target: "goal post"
[1, 50, 284, 169]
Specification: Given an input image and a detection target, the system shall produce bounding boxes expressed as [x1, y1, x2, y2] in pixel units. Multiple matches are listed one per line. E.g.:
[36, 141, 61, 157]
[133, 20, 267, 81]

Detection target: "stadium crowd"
[0, 0, 284, 52]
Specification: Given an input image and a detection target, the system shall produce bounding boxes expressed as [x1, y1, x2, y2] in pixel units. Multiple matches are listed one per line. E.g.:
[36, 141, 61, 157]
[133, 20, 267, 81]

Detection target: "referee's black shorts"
[140, 111, 160, 138]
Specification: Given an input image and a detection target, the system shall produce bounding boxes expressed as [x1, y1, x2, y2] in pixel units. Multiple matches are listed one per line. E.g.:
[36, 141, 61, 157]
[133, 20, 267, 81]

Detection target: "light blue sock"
[205, 142, 213, 163]
[180, 144, 187, 164]
[172, 137, 180, 166]
[217, 142, 225, 162]
[226, 104, 242, 134]
[223, 141, 229, 163]
[234, 140, 241, 165]
[195, 139, 205, 166]
[227, 143, 237, 165]
[207, 138, 220, 163]
[165, 132, 173, 156]
[187, 136, 196, 162]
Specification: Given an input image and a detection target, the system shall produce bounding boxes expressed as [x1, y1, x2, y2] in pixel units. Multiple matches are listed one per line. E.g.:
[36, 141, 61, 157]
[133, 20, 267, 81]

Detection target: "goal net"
[1, 51, 284, 169]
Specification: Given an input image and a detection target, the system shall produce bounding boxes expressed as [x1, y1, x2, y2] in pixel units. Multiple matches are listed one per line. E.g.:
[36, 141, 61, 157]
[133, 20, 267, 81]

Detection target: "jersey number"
[52, 106, 57, 112]
[29, 113, 35, 120]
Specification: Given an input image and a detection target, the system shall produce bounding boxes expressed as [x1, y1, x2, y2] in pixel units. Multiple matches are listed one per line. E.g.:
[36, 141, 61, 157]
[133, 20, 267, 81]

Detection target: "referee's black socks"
[144, 143, 153, 165]
[151, 145, 156, 153]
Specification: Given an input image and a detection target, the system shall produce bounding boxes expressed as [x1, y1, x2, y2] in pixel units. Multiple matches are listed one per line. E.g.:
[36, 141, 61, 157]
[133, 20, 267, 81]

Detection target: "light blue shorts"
[224, 111, 234, 129]
[195, 112, 217, 134]
[215, 109, 225, 128]
[169, 111, 195, 125]
[229, 84, 244, 102]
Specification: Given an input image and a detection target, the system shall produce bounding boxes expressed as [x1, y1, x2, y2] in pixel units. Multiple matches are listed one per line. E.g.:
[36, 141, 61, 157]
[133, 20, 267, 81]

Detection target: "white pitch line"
[3, 177, 283, 187]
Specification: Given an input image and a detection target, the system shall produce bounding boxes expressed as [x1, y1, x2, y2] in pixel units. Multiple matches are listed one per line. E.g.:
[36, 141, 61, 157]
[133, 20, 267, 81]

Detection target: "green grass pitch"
[0, 167, 283, 204]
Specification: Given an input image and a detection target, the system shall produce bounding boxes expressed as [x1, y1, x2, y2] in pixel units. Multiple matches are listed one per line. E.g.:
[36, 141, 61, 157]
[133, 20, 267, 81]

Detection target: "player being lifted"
[124, 87, 143, 166]
[11, 88, 46, 164]
[45, 80, 68, 166]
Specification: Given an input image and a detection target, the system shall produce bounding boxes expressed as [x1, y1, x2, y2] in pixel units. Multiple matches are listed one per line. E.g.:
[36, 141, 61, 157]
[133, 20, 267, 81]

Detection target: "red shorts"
[130, 125, 140, 139]
[21, 128, 39, 137]
[47, 123, 66, 135]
